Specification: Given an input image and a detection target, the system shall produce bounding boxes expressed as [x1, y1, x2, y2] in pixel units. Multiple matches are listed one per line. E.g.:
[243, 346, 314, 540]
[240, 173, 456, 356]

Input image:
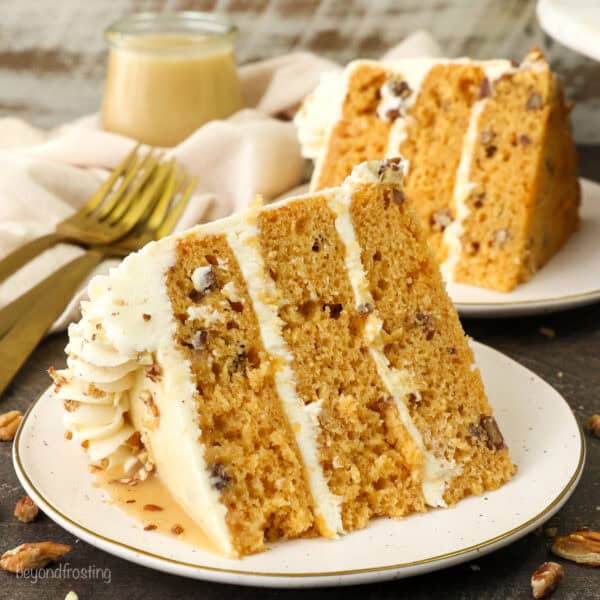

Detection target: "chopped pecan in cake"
[526, 92, 544, 111]
[480, 416, 505, 450]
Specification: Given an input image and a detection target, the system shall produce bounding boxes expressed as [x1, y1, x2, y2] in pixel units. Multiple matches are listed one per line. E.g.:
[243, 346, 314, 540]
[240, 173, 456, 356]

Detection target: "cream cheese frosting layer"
[328, 161, 459, 506]
[440, 98, 487, 281]
[438, 60, 517, 281]
[225, 210, 345, 538]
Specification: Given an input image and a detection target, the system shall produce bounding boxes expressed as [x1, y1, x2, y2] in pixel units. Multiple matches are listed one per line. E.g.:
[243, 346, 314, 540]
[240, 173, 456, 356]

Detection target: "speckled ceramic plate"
[449, 178, 600, 318]
[14, 342, 584, 588]
[538, 0, 600, 62]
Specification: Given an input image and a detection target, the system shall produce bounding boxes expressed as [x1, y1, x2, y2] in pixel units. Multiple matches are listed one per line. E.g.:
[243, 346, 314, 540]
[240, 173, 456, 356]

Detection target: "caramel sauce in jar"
[102, 13, 244, 147]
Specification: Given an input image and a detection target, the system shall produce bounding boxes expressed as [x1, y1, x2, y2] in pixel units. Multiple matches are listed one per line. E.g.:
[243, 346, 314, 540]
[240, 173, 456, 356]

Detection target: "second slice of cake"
[296, 49, 580, 292]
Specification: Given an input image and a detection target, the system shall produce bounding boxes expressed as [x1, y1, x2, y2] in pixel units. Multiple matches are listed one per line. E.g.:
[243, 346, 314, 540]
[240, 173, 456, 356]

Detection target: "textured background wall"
[1, 0, 598, 142]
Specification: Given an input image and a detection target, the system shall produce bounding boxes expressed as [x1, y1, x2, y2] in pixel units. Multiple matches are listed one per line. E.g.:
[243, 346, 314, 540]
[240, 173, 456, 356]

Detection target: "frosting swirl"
[52, 285, 148, 471]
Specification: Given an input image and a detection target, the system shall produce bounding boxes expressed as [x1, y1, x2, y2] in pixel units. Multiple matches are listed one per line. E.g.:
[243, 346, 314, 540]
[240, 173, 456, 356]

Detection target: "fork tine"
[111, 160, 172, 237]
[80, 144, 140, 215]
[94, 153, 144, 220]
[156, 176, 197, 239]
[106, 151, 163, 224]
[145, 160, 179, 231]
[126, 161, 173, 230]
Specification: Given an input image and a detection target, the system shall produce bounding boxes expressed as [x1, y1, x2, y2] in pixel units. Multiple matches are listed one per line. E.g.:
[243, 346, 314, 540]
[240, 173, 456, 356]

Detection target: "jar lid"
[105, 12, 238, 50]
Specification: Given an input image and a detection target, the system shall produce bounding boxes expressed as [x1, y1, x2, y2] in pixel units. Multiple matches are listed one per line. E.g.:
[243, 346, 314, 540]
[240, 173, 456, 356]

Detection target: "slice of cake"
[51, 159, 514, 558]
[295, 48, 580, 292]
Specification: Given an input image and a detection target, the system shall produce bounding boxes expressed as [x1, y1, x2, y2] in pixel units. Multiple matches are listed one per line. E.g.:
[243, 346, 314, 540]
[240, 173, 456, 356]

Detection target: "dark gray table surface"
[1, 148, 599, 600]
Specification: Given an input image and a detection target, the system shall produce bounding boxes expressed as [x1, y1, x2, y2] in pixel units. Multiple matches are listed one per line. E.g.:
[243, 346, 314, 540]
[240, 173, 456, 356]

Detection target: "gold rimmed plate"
[14, 342, 584, 588]
[449, 178, 600, 318]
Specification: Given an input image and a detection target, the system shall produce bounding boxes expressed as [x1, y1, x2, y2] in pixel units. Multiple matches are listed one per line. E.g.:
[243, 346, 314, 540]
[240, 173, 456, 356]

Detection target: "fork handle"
[0, 233, 62, 285]
[0, 249, 103, 397]
[0, 258, 71, 338]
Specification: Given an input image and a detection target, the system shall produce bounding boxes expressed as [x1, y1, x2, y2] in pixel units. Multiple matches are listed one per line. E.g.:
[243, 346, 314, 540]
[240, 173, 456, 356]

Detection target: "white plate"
[449, 178, 600, 317]
[538, 0, 600, 62]
[14, 342, 584, 588]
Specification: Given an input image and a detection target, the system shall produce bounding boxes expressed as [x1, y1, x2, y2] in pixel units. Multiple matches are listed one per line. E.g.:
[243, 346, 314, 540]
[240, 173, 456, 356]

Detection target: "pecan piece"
[539, 326, 556, 339]
[531, 561, 564, 599]
[191, 265, 217, 295]
[472, 192, 486, 208]
[588, 414, 600, 438]
[14, 495, 39, 523]
[191, 329, 209, 350]
[415, 311, 436, 340]
[357, 302, 374, 315]
[0, 410, 23, 441]
[0, 542, 72, 573]
[430, 208, 453, 232]
[480, 415, 505, 450]
[480, 129, 496, 146]
[145, 363, 162, 382]
[382, 187, 405, 208]
[324, 303, 343, 319]
[485, 144, 497, 158]
[526, 92, 544, 111]
[140, 390, 160, 418]
[518, 134, 532, 146]
[551, 529, 600, 566]
[478, 77, 491, 99]
[125, 431, 143, 451]
[379, 156, 402, 171]
[389, 78, 412, 99]
[210, 462, 231, 491]
[312, 233, 326, 252]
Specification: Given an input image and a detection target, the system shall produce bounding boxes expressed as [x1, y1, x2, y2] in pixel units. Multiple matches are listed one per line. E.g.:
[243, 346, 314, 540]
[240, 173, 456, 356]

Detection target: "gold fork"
[0, 165, 196, 396]
[0, 144, 163, 285]
[0, 159, 186, 338]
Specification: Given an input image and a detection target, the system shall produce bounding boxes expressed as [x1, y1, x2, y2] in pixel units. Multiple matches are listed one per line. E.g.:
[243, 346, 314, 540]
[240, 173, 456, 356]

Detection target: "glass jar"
[101, 12, 244, 147]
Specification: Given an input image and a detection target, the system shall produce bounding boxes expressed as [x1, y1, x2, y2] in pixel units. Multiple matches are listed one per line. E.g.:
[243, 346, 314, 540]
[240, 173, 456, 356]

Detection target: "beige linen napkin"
[0, 30, 441, 333]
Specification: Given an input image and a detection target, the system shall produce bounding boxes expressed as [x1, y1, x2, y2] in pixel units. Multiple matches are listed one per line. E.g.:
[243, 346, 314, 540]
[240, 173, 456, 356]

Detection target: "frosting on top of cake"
[344, 157, 408, 186]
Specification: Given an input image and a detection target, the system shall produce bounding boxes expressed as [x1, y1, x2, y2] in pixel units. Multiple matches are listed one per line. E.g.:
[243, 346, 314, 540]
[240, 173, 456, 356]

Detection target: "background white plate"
[14, 342, 584, 588]
[538, 0, 600, 62]
[450, 178, 600, 317]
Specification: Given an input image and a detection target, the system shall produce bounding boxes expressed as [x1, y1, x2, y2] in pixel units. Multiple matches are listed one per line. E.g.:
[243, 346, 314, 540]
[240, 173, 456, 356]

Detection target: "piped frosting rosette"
[52, 278, 151, 472]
